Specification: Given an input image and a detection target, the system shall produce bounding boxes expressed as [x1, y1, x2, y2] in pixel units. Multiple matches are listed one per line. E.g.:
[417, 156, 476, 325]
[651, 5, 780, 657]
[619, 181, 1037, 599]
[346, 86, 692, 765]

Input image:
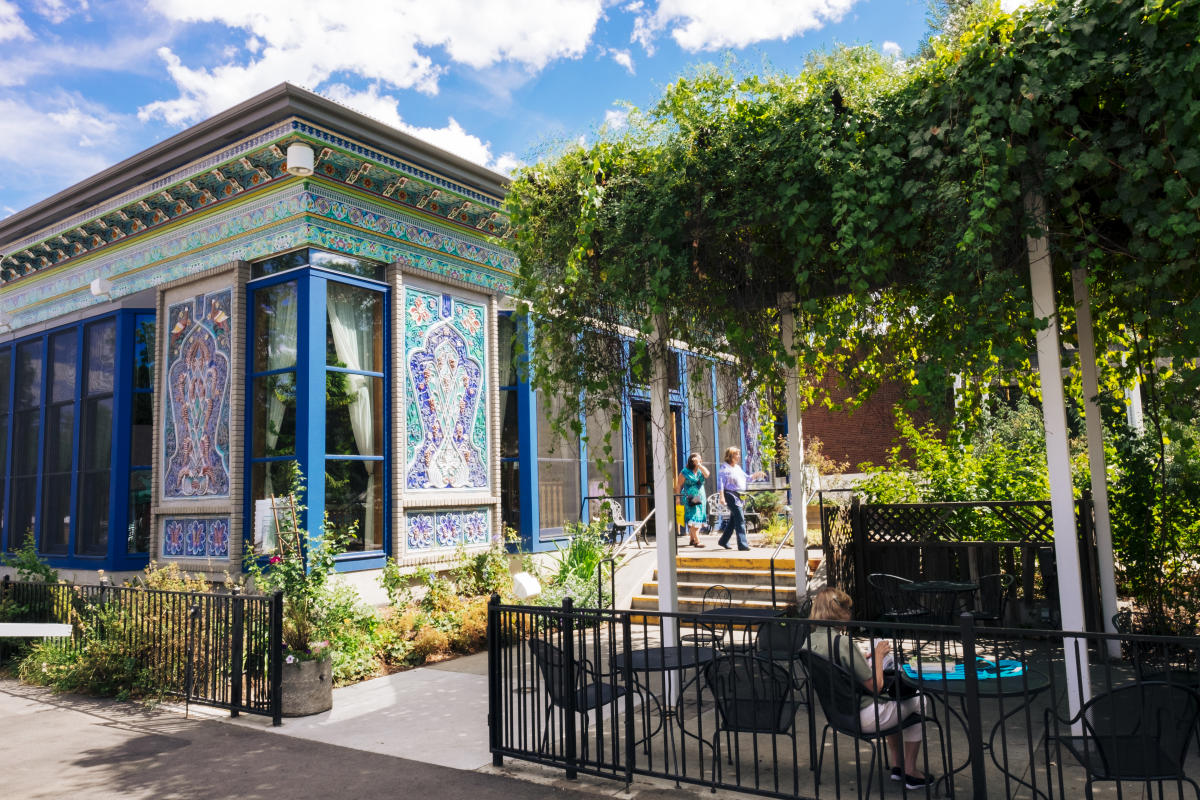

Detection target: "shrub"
[450, 597, 489, 652]
[131, 562, 212, 593]
[1, 530, 59, 584]
[410, 626, 450, 664]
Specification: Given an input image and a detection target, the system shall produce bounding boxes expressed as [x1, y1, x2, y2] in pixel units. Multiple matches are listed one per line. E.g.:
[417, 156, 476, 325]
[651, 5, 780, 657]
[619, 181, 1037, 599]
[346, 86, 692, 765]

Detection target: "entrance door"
[630, 403, 682, 521]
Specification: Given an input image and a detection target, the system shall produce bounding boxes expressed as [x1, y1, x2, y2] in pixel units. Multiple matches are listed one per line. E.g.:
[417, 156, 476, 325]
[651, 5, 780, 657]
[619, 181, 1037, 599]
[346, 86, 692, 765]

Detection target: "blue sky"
[0, 0, 937, 218]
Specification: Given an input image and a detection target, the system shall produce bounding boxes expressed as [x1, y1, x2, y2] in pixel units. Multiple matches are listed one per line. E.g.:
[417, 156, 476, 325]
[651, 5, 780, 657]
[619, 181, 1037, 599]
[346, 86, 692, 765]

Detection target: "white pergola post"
[651, 314, 679, 650]
[779, 296, 809, 601]
[1026, 192, 1091, 718]
[1072, 267, 1121, 659]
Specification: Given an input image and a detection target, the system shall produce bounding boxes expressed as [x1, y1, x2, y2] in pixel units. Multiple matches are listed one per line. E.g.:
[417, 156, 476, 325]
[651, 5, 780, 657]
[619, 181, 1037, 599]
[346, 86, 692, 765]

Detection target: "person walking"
[675, 452, 710, 547]
[716, 446, 765, 551]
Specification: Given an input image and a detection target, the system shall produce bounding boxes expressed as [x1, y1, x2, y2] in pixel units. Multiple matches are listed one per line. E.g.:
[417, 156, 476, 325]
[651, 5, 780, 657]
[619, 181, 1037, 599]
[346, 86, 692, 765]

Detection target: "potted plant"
[245, 474, 349, 717]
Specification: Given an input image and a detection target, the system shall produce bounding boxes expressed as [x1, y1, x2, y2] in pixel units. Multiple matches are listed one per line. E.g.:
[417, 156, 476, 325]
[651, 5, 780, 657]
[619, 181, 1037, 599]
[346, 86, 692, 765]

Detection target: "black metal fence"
[488, 597, 1200, 800]
[819, 495, 1104, 630]
[0, 577, 282, 723]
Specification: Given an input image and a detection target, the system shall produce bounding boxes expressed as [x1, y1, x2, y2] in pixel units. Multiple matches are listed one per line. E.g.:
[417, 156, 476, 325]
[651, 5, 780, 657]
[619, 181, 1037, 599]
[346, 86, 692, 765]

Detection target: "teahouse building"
[0, 84, 774, 585]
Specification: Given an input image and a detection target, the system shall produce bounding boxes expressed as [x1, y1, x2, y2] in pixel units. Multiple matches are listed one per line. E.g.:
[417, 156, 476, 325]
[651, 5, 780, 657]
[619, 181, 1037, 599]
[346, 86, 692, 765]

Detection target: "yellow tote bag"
[675, 504, 685, 527]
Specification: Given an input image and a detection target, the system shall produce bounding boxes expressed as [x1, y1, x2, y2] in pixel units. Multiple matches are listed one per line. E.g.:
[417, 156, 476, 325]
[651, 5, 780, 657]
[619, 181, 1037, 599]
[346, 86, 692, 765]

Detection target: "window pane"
[82, 396, 113, 471]
[85, 320, 116, 395]
[498, 315, 517, 387]
[127, 470, 151, 554]
[501, 461, 520, 533]
[687, 357, 717, 493]
[500, 389, 519, 458]
[76, 471, 110, 556]
[13, 408, 40, 474]
[250, 459, 297, 552]
[325, 374, 382, 456]
[49, 331, 77, 403]
[0, 348, 10, 416]
[40, 473, 71, 555]
[310, 249, 384, 281]
[253, 281, 299, 373]
[8, 476, 38, 549]
[46, 403, 75, 472]
[15, 340, 43, 409]
[252, 249, 310, 279]
[130, 392, 153, 467]
[326, 283, 382, 371]
[133, 316, 156, 390]
[325, 458, 383, 552]
[586, 403, 624, 501]
[253, 373, 297, 457]
[668, 352, 681, 392]
[536, 390, 581, 535]
[0, 413, 7, 480]
[716, 364, 741, 461]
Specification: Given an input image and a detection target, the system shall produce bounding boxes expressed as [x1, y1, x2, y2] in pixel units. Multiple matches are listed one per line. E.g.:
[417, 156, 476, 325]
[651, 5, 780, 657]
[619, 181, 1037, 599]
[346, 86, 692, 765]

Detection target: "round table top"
[902, 663, 1051, 696]
[627, 645, 718, 671]
[901, 580, 979, 593]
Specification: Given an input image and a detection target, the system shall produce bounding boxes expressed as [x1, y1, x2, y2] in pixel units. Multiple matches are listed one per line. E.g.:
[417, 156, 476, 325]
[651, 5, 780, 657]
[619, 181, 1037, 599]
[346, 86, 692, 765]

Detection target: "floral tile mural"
[741, 396, 764, 479]
[406, 508, 491, 551]
[163, 289, 232, 499]
[162, 517, 231, 559]
[404, 287, 488, 490]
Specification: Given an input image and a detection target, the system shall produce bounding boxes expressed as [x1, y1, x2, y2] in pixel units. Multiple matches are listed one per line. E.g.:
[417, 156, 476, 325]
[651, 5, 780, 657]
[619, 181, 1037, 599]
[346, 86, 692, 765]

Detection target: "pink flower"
[269, 555, 282, 565]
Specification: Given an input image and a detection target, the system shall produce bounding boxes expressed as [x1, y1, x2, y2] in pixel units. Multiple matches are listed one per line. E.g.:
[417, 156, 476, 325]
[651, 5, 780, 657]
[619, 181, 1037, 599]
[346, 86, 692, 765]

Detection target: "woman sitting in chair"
[807, 587, 932, 790]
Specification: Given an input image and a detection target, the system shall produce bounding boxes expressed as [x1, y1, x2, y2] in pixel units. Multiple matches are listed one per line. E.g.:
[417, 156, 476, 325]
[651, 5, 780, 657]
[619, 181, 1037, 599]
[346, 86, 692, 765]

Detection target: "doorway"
[630, 403, 683, 521]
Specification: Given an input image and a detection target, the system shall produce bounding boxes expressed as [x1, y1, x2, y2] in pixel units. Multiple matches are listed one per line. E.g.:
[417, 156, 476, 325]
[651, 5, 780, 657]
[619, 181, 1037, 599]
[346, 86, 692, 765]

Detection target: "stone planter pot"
[281, 654, 333, 717]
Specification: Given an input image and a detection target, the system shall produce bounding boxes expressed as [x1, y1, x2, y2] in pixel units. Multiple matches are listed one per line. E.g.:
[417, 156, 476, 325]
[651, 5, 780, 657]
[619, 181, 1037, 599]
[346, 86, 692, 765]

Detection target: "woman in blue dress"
[675, 452, 710, 547]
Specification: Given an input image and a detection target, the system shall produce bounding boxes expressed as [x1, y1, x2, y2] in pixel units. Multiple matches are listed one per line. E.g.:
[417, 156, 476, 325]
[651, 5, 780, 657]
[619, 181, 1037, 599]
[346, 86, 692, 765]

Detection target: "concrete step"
[629, 594, 780, 612]
[674, 556, 796, 571]
[641, 581, 794, 602]
[658, 568, 798, 587]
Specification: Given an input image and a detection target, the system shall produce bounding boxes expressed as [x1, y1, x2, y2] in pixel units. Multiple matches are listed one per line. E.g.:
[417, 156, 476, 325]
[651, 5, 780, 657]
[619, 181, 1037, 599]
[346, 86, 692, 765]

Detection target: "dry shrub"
[450, 598, 489, 652]
[134, 562, 212, 593]
[410, 626, 450, 663]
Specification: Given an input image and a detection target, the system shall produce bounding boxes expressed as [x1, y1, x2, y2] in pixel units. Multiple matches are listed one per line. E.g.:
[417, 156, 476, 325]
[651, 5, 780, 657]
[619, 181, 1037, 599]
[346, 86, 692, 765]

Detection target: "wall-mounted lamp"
[90, 276, 112, 298]
[285, 143, 315, 177]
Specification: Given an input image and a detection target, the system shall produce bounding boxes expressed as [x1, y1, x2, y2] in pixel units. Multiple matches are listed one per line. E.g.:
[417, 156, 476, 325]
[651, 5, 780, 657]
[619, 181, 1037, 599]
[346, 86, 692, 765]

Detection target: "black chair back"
[703, 584, 732, 611]
[976, 572, 1014, 621]
[756, 618, 809, 661]
[704, 654, 797, 734]
[866, 572, 924, 619]
[797, 645, 862, 734]
[1077, 683, 1200, 777]
[529, 638, 579, 709]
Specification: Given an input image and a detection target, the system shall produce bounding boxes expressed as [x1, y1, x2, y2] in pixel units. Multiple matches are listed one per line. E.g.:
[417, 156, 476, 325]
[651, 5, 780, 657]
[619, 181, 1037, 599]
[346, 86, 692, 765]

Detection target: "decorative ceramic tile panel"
[162, 517, 231, 559]
[404, 287, 489, 490]
[741, 397, 764, 479]
[406, 508, 491, 551]
[163, 289, 233, 499]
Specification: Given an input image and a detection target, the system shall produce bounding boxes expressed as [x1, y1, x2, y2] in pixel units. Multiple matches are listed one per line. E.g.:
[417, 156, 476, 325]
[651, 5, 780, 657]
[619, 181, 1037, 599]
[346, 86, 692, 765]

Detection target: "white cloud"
[0, 1, 32, 42]
[33, 0, 88, 24]
[0, 94, 129, 207]
[882, 40, 901, 58]
[140, 0, 604, 125]
[1000, 0, 1026, 12]
[632, 0, 858, 52]
[321, 83, 520, 174]
[604, 108, 629, 130]
[603, 47, 635, 74]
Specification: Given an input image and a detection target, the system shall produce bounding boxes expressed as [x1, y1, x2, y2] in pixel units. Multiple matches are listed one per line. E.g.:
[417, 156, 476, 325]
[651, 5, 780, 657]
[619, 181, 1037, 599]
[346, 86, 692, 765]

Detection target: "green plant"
[758, 515, 792, 547]
[2, 530, 59, 584]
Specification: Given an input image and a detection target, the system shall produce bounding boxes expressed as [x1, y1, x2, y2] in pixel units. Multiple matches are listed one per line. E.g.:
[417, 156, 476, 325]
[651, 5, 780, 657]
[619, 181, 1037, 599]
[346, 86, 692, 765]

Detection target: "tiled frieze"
[405, 508, 491, 551]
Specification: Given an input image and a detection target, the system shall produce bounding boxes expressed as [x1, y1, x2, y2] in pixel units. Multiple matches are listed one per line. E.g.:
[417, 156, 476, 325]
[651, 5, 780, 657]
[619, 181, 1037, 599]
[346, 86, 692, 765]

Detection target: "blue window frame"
[246, 251, 389, 571]
[0, 310, 153, 569]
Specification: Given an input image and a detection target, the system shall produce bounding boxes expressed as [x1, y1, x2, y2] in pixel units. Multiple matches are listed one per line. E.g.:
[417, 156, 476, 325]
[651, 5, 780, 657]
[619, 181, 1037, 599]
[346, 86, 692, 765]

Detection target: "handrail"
[595, 507, 655, 609]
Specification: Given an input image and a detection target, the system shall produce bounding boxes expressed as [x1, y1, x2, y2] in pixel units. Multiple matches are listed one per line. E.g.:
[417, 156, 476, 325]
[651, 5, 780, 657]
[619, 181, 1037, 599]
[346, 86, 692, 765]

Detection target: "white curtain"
[326, 284, 377, 549]
[262, 283, 298, 551]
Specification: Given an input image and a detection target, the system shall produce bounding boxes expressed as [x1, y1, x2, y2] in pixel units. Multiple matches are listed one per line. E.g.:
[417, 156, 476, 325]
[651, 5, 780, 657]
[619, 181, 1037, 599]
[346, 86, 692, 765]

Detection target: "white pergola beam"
[650, 314, 679, 640]
[779, 296, 809, 601]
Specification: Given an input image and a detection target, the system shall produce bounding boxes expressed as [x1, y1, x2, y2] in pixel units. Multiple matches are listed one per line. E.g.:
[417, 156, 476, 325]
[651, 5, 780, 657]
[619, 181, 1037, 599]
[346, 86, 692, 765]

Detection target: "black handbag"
[686, 494, 703, 506]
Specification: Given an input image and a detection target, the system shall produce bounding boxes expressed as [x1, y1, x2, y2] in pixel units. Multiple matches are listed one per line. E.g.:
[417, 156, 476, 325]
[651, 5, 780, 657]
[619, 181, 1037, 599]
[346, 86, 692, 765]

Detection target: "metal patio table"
[903, 659, 1052, 799]
[623, 645, 719, 780]
[901, 580, 980, 625]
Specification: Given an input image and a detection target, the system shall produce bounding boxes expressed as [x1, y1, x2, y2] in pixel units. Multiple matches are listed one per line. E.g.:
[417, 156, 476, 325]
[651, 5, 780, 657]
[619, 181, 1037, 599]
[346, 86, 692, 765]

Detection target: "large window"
[687, 357, 717, 493]
[248, 250, 388, 564]
[536, 390, 581, 536]
[498, 313, 521, 534]
[0, 312, 152, 566]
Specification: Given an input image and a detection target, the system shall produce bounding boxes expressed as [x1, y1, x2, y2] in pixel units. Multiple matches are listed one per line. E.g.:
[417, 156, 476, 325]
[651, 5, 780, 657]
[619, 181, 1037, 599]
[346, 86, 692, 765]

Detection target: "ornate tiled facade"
[163, 289, 233, 500]
[161, 517, 231, 560]
[403, 287, 489, 490]
[405, 508, 491, 551]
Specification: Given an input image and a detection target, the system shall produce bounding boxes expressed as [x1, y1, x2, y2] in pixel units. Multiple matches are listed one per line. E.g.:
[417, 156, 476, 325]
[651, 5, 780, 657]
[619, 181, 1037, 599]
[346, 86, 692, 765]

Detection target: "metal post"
[959, 613, 988, 800]
[650, 314, 679, 648]
[562, 597, 578, 780]
[488, 593, 503, 767]
[780, 295, 809, 601]
[230, 586, 244, 717]
[269, 589, 284, 726]
[185, 603, 199, 720]
[621, 612, 635, 789]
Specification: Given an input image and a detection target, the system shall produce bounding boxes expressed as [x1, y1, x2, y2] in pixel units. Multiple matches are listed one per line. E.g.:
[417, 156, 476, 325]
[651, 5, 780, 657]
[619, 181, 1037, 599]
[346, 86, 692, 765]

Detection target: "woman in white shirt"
[716, 446, 765, 550]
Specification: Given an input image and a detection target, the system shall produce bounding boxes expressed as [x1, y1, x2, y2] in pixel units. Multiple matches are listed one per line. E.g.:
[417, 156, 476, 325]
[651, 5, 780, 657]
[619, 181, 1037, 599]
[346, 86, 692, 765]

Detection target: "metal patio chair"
[973, 572, 1015, 625]
[867, 573, 932, 624]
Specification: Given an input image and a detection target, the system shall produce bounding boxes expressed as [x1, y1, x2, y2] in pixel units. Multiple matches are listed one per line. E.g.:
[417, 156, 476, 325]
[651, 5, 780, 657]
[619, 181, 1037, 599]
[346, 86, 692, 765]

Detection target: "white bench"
[0, 623, 73, 638]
